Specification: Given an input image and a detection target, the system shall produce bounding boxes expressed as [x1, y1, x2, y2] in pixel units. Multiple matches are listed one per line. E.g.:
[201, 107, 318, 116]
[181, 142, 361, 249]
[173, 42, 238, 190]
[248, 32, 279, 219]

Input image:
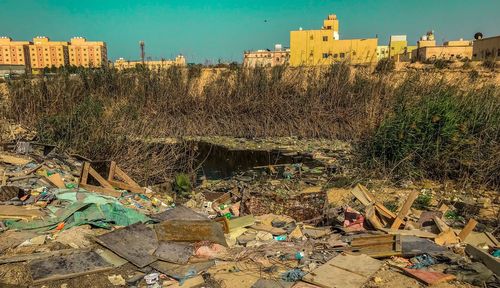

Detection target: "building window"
[322, 53, 329, 59]
[326, 26, 332, 29]
[497, 49, 500, 57]
[309, 35, 313, 40]
[333, 54, 338, 58]
[353, 51, 356, 56]
[340, 53, 345, 58]
[322, 36, 328, 42]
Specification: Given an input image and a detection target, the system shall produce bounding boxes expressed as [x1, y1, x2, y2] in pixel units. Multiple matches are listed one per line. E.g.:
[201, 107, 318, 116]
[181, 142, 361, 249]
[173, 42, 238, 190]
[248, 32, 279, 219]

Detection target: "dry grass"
[4, 64, 499, 187]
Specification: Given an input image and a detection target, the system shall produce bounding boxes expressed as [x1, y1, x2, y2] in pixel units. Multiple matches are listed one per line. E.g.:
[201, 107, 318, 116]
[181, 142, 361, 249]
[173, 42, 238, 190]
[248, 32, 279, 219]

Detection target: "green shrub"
[433, 59, 452, 69]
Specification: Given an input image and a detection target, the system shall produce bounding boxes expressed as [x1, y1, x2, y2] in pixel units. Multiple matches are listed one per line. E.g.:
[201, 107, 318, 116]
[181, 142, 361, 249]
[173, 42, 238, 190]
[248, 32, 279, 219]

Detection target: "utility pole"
[139, 41, 145, 64]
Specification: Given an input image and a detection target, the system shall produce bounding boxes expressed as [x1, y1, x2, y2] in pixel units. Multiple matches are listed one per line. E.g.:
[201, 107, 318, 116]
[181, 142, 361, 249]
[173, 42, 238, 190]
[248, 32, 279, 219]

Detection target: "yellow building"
[290, 14, 378, 66]
[29, 36, 69, 69]
[0, 37, 30, 67]
[114, 55, 186, 70]
[472, 35, 500, 61]
[68, 37, 107, 67]
[389, 35, 407, 58]
[376, 46, 389, 60]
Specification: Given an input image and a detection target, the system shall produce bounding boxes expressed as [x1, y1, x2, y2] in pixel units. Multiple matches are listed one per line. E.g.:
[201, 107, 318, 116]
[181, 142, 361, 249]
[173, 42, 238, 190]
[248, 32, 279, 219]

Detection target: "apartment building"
[0, 37, 30, 67]
[243, 44, 290, 68]
[411, 32, 473, 62]
[69, 37, 107, 67]
[114, 55, 186, 70]
[290, 14, 378, 66]
[29, 36, 69, 69]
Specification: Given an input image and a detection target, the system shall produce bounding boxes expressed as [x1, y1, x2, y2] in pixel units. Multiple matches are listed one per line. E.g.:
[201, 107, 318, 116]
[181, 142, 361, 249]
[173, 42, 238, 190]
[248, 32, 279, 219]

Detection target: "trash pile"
[0, 142, 499, 287]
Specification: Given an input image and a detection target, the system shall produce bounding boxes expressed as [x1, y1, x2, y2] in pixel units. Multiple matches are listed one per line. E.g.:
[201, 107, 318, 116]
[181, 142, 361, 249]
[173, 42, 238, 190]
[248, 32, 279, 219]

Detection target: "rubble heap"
[0, 142, 499, 288]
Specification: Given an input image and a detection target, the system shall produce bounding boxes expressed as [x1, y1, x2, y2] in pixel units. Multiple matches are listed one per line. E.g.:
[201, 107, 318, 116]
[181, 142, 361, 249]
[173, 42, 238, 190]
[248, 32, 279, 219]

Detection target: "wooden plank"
[465, 244, 500, 276]
[80, 162, 90, 185]
[433, 216, 451, 233]
[46, 173, 66, 188]
[0, 205, 44, 221]
[365, 204, 384, 229]
[435, 229, 459, 246]
[107, 161, 116, 181]
[350, 184, 374, 206]
[226, 215, 255, 232]
[381, 228, 437, 239]
[108, 180, 145, 193]
[88, 166, 114, 189]
[79, 183, 122, 198]
[0, 153, 32, 165]
[374, 202, 397, 220]
[390, 190, 419, 230]
[114, 165, 141, 188]
[458, 219, 478, 241]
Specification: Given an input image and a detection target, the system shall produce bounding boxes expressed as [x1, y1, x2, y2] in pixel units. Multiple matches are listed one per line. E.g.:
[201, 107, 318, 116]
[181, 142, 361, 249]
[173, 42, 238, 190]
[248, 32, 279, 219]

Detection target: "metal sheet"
[154, 220, 227, 246]
[29, 250, 112, 284]
[95, 222, 158, 268]
[153, 242, 193, 264]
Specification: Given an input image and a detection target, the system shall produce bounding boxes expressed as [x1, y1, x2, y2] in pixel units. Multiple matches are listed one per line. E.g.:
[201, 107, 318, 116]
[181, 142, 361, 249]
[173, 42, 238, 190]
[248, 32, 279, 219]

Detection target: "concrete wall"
[473, 36, 500, 61]
[417, 46, 473, 61]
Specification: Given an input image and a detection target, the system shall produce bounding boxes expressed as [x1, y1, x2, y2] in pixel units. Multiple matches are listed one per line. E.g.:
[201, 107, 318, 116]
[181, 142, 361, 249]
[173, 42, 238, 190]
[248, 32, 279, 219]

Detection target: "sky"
[1, 0, 499, 63]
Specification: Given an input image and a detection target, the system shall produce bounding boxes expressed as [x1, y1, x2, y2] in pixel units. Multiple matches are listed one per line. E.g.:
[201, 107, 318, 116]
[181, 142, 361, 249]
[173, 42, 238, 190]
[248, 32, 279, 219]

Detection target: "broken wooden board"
[78, 162, 122, 198]
[460, 231, 499, 248]
[401, 268, 456, 285]
[380, 228, 437, 239]
[226, 215, 255, 233]
[154, 242, 193, 264]
[46, 173, 65, 188]
[390, 190, 419, 229]
[155, 219, 227, 247]
[0, 205, 44, 221]
[435, 229, 460, 246]
[107, 161, 145, 193]
[149, 260, 215, 280]
[302, 254, 382, 288]
[465, 244, 500, 276]
[351, 234, 402, 258]
[29, 250, 112, 284]
[458, 219, 478, 241]
[95, 223, 158, 268]
[0, 153, 32, 165]
[350, 184, 375, 206]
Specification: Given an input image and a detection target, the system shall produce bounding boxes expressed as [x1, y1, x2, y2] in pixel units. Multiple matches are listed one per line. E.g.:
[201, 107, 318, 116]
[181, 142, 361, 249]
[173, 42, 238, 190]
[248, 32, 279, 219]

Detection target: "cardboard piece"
[302, 254, 382, 288]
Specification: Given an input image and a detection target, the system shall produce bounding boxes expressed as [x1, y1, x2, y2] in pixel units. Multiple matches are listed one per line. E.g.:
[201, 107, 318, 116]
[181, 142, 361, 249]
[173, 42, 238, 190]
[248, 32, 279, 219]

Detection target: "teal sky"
[1, 0, 499, 63]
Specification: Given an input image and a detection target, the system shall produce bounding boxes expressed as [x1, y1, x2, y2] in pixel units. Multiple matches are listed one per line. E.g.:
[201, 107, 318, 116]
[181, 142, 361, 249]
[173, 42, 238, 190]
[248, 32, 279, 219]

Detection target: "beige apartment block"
[243, 45, 290, 68]
[114, 55, 186, 70]
[29, 36, 69, 69]
[0, 37, 30, 67]
[69, 37, 107, 67]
